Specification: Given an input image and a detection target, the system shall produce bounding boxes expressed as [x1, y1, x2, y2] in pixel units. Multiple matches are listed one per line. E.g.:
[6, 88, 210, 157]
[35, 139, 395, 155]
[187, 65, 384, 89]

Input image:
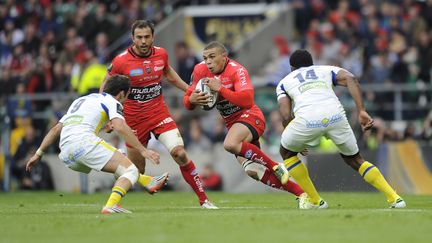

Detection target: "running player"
[100, 20, 216, 208]
[184, 41, 305, 200]
[276, 49, 406, 209]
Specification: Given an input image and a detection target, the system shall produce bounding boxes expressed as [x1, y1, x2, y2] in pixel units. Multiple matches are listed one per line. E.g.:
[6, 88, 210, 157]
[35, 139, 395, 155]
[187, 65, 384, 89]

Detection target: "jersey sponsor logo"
[130, 68, 144, 77]
[139, 75, 160, 81]
[243, 150, 264, 164]
[64, 147, 86, 164]
[238, 68, 247, 86]
[156, 117, 174, 128]
[245, 149, 253, 159]
[298, 81, 328, 93]
[155, 60, 164, 65]
[63, 115, 84, 126]
[146, 66, 151, 74]
[116, 103, 124, 116]
[216, 100, 242, 117]
[154, 65, 164, 71]
[128, 84, 162, 102]
[306, 114, 343, 128]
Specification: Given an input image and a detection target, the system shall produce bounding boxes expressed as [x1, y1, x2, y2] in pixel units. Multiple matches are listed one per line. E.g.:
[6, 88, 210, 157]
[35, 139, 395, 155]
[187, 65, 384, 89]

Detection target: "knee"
[245, 170, 259, 180]
[242, 161, 265, 181]
[341, 153, 363, 171]
[223, 140, 239, 154]
[171, 146, 188, 165]
[280, 145, 295, 160]
[117, 164, 139, 185]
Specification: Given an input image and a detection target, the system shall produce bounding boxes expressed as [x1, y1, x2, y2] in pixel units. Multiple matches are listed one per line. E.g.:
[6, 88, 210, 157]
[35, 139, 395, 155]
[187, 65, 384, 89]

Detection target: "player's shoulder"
[100, 93, 122, 109]
[114, 49, 129, 59]
[313, 64, 341, 71]
[85, 92, 105, 101]
[153, 46, 167, 55]
[112, 49, 130, 64]
[193, 61, 207, 73]
[225, 59, 247, 74]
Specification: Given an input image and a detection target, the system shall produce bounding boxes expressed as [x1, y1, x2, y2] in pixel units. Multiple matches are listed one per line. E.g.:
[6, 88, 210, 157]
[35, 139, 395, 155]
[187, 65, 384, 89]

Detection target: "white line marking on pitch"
[370, 209, 426, 212]
[52, 203, 99, 207]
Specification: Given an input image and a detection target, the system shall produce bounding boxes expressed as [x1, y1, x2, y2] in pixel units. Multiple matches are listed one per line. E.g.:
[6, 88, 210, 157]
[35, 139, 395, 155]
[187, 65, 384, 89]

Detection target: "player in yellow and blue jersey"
[26, 75, 160, 214]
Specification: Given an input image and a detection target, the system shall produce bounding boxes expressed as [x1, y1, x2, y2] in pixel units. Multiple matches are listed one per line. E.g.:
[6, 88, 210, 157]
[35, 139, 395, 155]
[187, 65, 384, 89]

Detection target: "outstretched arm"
[336, 69, 374, 131]
[164, 65, 189, 92]
[26, 123, 63, 172]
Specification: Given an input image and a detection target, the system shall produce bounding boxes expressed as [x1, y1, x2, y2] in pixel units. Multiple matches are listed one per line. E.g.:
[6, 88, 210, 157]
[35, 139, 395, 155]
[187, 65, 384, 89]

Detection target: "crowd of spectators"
[0, 0, 194, 190]
[260, 0, 432, 151]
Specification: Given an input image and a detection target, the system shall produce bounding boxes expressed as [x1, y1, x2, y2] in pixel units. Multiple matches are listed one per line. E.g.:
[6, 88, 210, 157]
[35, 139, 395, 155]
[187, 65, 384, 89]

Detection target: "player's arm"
[278, 96, 293, 127]
[183, 70, 210, 109]
[205, 70, 254, 109]
[26, 123, 63, 172]
[110, 117, 160, 164]
[99, 74, 110, 93]
[164, 65, 189, 92]
[336, 69, 374, 131]
[100, 60, 119, 93]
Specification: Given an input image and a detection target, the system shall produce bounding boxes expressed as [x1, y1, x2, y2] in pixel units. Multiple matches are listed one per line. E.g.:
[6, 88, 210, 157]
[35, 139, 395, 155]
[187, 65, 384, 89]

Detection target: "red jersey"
[189, 59, 264, 128]
[108, 46, 169, 118]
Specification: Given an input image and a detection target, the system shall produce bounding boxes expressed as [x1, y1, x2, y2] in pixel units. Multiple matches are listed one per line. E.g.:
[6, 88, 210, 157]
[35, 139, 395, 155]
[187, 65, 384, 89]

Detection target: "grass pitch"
[1, 192, 431, 243]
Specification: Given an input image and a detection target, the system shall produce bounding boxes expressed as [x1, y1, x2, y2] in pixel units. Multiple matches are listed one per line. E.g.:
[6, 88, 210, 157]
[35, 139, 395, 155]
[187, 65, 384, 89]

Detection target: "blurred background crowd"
[0, 0, 431, 191]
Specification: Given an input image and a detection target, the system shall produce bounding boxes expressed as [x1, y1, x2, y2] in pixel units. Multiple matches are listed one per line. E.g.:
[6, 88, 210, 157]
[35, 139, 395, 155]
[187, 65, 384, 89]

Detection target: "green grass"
[1, 192, 431, 243]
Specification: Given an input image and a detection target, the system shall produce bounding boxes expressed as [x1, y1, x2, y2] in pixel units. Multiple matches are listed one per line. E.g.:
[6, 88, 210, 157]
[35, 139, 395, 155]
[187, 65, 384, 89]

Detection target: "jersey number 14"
[294, 69, 318, 83]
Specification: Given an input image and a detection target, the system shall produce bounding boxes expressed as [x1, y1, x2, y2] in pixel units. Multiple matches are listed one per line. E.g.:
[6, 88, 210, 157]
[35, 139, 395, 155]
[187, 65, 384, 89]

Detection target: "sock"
[240, 142, 279, 170]
[137, 174, 152, 187]
[284, 155, 321, 204]
[358, 161, 399, 203]
[260, 169, 304, 196]
[180, 161, 208, 204]
[105, 186, 126, 207]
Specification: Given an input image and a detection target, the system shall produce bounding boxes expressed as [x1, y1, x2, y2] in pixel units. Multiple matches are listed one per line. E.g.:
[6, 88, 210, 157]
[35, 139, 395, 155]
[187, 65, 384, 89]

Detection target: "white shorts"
[281, 113, 359, 156]
[59, 135, 117, 174]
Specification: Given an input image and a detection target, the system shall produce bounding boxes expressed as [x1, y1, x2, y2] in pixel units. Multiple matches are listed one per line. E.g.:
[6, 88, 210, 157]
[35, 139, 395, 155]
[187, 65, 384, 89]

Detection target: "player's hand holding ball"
[193, 78, 219, 110]
[203, 77, 222, 92]
[189, 89, 210, 106]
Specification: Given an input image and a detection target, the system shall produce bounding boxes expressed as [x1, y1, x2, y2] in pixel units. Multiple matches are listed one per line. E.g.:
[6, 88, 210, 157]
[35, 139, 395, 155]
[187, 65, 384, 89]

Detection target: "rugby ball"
[196, 78, 219, 110]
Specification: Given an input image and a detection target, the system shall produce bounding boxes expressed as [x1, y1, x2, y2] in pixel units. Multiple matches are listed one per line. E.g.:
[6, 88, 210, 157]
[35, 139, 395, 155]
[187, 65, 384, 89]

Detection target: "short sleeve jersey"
[190, 59, 262, 127]
[59, 93, 124, 144]
[108, 46, 169, 118]
[276, 65, 344, 117]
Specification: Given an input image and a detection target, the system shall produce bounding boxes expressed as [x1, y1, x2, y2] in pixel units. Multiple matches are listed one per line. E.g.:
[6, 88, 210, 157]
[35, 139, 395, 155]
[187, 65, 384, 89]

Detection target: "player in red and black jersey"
[101, 20, 216, 209]
[184, 42, 305, 199]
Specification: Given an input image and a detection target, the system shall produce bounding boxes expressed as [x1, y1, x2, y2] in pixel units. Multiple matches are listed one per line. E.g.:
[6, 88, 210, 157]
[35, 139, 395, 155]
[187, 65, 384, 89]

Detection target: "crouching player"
[26, 75, 160, 214]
